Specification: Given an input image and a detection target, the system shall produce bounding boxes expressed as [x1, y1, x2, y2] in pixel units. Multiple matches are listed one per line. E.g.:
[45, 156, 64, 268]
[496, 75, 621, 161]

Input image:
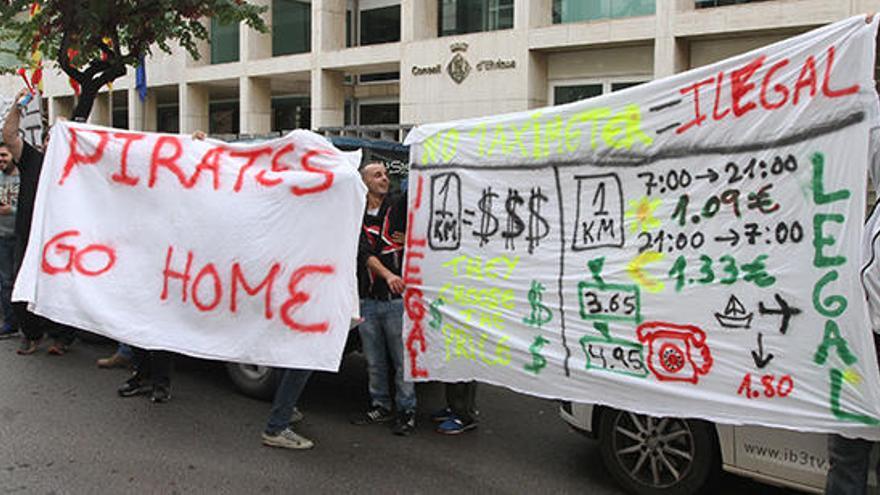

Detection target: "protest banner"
[403, 16, 880, 439]
[13, 123, 366, 371]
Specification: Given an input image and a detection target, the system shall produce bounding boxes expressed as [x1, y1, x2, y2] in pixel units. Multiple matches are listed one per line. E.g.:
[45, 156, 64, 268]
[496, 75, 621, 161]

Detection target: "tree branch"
[110, 29, 123, 59]
[82, 59, 111, 80]
[92, 62, 126, 89]
[58, 30, 86, 85]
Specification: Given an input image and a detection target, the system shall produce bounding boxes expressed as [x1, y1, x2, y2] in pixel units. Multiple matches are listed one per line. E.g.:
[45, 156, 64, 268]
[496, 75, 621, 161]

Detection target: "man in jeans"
[351, 162, 416, 436]
[262, 369, 314, 450]
[0, 143, 18, 338]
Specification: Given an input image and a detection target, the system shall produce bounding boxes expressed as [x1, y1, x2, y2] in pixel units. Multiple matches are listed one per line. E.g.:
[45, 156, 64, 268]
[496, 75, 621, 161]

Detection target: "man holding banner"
[3, 88, 75, 355]
[825, 104, 880, 494]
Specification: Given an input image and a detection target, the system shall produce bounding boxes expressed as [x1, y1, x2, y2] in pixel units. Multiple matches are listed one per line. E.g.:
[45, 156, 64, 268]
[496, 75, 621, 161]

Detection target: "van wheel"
[598, 408, 718, 495]
[225, 363, 280, 401]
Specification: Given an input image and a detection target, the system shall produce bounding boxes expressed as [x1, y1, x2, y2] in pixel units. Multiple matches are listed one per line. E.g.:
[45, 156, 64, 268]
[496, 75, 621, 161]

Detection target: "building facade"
[5, 0, 880, 140]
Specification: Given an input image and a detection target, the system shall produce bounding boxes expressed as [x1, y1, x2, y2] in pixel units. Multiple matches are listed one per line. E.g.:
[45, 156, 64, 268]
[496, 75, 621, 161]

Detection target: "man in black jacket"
[351, 161, 416, 436]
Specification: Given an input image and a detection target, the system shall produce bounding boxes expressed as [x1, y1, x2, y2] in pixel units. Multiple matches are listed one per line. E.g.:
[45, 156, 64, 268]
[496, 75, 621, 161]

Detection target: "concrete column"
[243, 0, 272, 61]
[310, 68, 344, 130]
[313, 0, 346, 53]
[653, 0, 692, 78]
[179, 83, 209, 134]
[127, 87, 157, 132]
[187, 20, 211, 68]
[516, 0, 552, 30]
[49, 96, 74, 124]
[401, 0, 437, 42]
[527, 51, 548, 109]
[87, 92, 111, 126]
[240, 76, 272, 134]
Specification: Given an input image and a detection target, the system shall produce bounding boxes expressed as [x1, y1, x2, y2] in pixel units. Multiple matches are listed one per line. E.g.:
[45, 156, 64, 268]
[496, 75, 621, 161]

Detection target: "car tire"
[225, 363, 281, 401]
[597, 408, 719, 495]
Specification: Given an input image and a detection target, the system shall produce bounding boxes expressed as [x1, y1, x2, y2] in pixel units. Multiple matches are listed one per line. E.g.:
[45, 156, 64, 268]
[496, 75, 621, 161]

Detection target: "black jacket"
[357, 193, 407, 300]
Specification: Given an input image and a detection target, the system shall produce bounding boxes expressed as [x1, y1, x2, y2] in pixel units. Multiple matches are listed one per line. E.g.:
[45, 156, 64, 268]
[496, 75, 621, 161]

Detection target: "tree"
[0, 1, 268, 120]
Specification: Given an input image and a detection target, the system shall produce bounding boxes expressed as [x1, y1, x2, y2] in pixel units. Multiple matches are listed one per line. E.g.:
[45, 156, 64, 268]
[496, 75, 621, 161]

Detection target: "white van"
[560, 402, 879, 494]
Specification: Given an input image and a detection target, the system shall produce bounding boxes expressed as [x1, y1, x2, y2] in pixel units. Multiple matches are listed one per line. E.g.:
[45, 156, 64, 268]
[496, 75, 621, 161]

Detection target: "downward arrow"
[594, 322, 611, 341]
[750, 333, 774, 369]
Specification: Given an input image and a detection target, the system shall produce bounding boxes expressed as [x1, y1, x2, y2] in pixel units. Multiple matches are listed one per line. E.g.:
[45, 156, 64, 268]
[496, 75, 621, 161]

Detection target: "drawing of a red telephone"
[636, 321, 713, 384]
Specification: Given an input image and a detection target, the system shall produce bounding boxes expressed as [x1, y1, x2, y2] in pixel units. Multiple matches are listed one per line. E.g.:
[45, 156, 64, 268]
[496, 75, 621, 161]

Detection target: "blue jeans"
[0, 234, 16, 328]
[117, 343, 133, 360]
[265, 368, 313, 435]
[826, 434, 876, 495]
[359, 298, 416, 413]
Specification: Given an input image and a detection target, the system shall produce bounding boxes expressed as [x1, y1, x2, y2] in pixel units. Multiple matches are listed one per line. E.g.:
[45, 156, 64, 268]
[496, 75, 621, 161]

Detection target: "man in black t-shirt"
[2, 88, 75, 356]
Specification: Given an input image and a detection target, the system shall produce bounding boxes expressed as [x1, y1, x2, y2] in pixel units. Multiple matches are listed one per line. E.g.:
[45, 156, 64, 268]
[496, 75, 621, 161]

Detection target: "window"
[346, 1, 401, 47]
[209, 101, 240, 134]
[272, 96, 311, 131]
[211, 18, 240, 64]
[552, 80, 647, 105]
[273, 0, 311, 56]
[695, 0, 770, 8]
[554, 84, 602, 105]
[359, 72, 400, 83]
[157, 105, 180, 134]
[0, 36, 19, 69]
[358, 102, 399, 125]
[553, 0, 655, 24]
[611, 81, 643, 92]
[439, 0, 514, 37]
[360, 5, 401, 45]
[112, 108, 128, 129]
[346, 10, 352, 47]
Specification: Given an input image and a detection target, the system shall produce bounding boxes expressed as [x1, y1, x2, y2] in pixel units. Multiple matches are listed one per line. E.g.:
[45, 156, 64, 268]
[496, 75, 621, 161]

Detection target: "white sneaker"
[262, 428, 314, 450]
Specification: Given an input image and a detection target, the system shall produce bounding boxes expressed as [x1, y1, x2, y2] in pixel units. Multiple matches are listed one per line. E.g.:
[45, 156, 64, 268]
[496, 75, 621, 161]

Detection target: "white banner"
[402, 16, 880, 439]
[14, 123, 366, 371]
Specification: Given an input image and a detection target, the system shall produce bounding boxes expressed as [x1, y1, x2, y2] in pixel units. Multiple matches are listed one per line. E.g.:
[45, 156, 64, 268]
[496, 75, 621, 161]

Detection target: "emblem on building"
[410, 41, 515, 81]
[446, 42, 471, 85]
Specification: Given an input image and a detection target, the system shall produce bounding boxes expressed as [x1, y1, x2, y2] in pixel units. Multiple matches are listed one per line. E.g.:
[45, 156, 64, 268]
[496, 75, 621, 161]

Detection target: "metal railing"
[695, 0, 772, 8]
[317, 124, 413, 143]
[206, 124, 413, 144]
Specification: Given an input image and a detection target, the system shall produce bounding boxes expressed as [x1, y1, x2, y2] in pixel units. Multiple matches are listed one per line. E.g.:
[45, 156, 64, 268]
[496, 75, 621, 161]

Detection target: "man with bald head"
[351, 161, 416, 436]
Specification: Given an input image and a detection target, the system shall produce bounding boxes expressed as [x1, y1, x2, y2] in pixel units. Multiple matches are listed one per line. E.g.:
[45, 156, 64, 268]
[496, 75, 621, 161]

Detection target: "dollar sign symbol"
[526, 187, 550, 254]
[474, 187, 499, 247]
[524, 335, 550, 374]
[523, 280, 552, 328]
[428, 299, 444, 330]
[502, 188, 525, 250]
